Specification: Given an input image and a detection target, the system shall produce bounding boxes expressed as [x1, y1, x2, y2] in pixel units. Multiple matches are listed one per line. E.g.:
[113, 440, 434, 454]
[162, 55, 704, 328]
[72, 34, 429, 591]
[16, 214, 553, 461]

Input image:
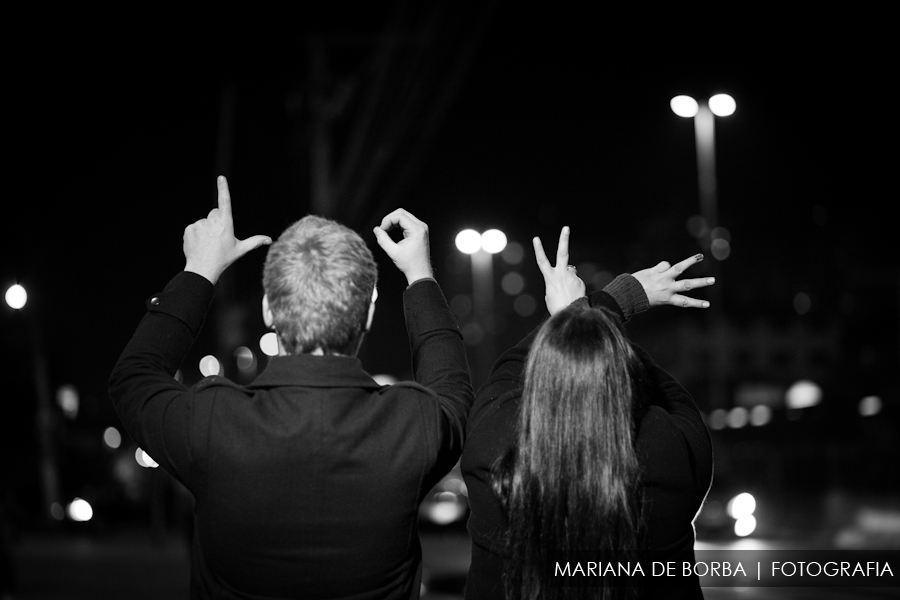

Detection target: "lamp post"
[6, 283, 62, 525]
[670, 93, 735, 252]
[671, 94, 736, 409]
[455, 229, 507, 389]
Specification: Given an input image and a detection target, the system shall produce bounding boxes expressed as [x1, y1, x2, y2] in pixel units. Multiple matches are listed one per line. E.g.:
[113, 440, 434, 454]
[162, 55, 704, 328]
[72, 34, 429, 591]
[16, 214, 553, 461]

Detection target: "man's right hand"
[373, 209, 434, 285]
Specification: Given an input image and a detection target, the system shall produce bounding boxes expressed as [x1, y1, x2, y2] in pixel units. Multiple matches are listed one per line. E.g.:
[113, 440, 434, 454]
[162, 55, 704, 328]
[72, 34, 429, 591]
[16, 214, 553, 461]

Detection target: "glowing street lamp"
[670, 93, 736, 258]
[672, 94, 735, 410]
[456, 228, 507, 387]
[6, 282, 62, 523]
[5, 284, 27, 309]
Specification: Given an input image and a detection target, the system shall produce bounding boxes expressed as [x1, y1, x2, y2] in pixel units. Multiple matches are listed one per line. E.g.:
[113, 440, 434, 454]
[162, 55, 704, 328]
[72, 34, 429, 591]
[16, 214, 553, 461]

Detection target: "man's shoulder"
[193, 376, 251, 395]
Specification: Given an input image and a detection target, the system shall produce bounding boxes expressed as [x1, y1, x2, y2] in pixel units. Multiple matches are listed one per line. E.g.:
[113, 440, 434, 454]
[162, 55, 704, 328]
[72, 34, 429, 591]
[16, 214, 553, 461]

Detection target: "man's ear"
[262, 294, 275, 329]
[364, 288, 377, 332]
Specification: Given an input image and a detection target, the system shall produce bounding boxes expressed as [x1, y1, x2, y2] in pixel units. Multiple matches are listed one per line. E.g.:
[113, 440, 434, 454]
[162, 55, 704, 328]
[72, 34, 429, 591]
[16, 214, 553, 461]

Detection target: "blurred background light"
[480, 229, 507, 254]
[726, 406, 749, 429]
[727, 492, 756, 519]
[859, 395, 882, 417]
[710, 238, 731, 260]
[5, 284, 27, 309]
[734, 515, 757, 537]
[103, 426, 122, 449]
[199, 355, 221, 377]
[373, 374, 398, 385]
[67, 498, 93, 522]
[260, 332, 279, 357]
[670, 95, 699, 118]
[135, 448, 158, 469]
[234, 346, 255, 370]
[501, 272, 525, 295]
[56, 385, 80, 420]
[749, 405, 772, 427]
[512, 294, 537, 317]
[785, 380, 822, 409]
[793, 292, 811, 315]
[500, 241, 525, 265]
[709, 93, 736, 117]
[707, 409, 728, 431]
[455, 229, 481, 254]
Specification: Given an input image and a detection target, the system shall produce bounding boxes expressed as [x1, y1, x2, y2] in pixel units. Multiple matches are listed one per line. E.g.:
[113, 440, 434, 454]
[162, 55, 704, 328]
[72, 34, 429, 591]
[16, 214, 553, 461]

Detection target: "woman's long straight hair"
[494, 303, 646, 600]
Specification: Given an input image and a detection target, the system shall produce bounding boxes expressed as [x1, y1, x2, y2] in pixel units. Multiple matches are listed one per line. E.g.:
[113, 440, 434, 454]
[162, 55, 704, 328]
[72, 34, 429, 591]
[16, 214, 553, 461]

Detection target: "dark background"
[2, 5, 897, 597]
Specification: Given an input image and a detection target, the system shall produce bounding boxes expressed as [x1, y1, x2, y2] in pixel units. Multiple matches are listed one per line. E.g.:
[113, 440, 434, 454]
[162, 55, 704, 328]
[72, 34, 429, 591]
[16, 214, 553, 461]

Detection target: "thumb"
[236, 235, 273, 256]
[372, 227, 396, 255]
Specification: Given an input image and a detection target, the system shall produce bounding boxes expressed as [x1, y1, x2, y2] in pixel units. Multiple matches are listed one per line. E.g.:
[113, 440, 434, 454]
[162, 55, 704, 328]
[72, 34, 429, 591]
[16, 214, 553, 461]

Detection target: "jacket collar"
[247, 354, 383, 390]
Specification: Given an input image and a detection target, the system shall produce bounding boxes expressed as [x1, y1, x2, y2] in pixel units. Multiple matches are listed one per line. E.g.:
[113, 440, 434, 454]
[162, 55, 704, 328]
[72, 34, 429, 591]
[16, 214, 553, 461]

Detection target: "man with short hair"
[110, 176, 473, 599]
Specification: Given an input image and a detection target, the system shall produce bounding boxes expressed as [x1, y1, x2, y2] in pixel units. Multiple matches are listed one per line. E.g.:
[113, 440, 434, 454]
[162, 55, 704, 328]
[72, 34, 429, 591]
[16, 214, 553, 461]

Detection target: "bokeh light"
[513, 294, 537, 317]
[260, 332, 279, 357]
[727, 407, 749, 429]
[734, 515, 757, 537]
[711, 238, 731, 260]
[199, 355, 221, 377]
[234, 346, 255, 370]
[56, 385, 80, 420]
[501, 242, 525, 265]
[135, 447, 159, 469]
[785, 380, 822, 409]
[707, 409, 727, 431]
[670, 95, 699, 118]
[793, 292, 811, 315]
[67, 498, 93, 522]
[5, 284, 27, 309]
[455, 229, 481, 254]
[727, 493, 757, 519]
[749, 405, 772, 427]
[103, 427, 122, 449]
[859, 395, 882, 417]
[501, 272, 525, 295]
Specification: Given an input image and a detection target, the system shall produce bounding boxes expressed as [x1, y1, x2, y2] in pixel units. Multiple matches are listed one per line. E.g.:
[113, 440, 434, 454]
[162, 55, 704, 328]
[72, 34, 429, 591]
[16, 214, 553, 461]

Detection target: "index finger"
[217, 176, 232, 216]
[533, 236, 553, 277]
[555, 226, 570, 269]
[669, 253, 704, 276]
[379, 208, 425, 234]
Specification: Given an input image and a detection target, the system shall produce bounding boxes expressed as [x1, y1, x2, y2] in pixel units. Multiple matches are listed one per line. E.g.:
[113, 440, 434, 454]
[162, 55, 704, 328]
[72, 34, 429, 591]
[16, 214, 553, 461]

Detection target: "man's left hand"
[184, 176, 272, 284]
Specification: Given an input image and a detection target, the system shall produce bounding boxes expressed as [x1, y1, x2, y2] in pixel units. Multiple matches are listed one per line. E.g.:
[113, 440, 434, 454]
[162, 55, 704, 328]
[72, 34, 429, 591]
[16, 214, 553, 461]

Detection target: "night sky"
[3, 8, 897, 505]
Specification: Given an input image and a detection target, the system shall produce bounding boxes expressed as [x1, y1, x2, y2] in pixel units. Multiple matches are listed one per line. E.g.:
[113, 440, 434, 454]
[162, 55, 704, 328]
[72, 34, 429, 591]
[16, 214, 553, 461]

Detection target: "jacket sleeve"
[633, 344, 714, 493]
[108, 271, 214, 486]
[403, 279, 474, 474]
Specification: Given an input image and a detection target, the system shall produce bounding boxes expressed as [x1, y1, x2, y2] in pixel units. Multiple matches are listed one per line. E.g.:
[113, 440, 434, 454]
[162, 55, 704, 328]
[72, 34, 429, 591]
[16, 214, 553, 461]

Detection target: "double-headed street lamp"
[455, 229, 507, 389]
[670, 93, 736, 409]
[670, 93, 735, 257]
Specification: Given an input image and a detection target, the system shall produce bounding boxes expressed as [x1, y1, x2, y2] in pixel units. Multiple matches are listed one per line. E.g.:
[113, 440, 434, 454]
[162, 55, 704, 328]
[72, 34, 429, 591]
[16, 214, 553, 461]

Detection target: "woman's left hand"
[632, 254, 715, 308]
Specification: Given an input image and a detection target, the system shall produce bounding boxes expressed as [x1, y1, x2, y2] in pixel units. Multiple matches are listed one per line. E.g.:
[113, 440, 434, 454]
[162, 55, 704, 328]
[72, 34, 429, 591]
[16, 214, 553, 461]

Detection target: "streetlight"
[671, 93, 735, 410]
[5, 284, 27, 309]
[670, 93, 735, 258]
[455, 229, 507, 388]
[5, 282, 62, 524]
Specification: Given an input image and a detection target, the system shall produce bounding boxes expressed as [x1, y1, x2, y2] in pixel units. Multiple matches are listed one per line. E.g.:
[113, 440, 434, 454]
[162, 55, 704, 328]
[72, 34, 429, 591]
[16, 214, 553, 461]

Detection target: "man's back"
[109, 190, 471, 599]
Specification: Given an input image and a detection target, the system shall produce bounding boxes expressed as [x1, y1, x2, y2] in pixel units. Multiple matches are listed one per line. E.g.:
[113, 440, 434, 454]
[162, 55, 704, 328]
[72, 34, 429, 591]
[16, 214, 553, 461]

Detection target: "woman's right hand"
[533, 226, 586, 315]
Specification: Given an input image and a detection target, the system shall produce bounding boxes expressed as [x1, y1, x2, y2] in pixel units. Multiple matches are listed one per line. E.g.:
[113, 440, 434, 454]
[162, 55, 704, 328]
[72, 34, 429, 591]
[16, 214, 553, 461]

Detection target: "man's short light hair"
[263, 215, 377, 355]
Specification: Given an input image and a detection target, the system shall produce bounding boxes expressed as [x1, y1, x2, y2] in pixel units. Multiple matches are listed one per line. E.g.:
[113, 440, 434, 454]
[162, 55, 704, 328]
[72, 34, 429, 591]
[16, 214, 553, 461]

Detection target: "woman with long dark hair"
[461, 227, 714, 599]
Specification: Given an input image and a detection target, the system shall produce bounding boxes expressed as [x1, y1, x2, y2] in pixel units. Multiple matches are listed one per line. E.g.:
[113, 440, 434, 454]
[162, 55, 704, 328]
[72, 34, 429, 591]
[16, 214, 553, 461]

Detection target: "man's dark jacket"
[109, 271, 473, 599]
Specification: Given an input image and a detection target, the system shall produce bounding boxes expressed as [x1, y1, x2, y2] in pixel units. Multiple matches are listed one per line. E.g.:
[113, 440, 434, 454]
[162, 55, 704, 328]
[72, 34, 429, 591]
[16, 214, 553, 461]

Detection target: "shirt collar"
[247, 354, 384, 390]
